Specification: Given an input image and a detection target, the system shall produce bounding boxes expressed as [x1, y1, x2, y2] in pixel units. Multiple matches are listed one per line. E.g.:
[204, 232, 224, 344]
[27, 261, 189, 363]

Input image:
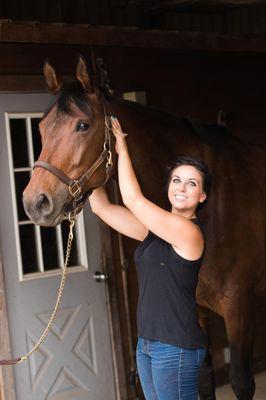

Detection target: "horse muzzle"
[22, 186, 69, 227]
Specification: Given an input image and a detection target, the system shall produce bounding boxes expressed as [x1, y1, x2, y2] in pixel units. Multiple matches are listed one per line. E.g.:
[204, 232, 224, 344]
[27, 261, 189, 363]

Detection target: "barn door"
[0, 93, 116, 400]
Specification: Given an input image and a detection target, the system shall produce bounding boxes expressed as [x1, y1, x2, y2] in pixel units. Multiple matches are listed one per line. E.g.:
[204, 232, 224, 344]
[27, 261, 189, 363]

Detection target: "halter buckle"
[69, 180, 82, 197]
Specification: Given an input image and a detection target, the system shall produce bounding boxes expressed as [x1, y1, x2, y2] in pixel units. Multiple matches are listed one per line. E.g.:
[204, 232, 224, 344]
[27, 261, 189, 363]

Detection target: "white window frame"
[5, 112, 88, 282]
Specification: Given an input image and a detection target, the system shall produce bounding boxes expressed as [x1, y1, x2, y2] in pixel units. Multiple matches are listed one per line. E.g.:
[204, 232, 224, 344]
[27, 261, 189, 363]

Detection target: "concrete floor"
[216, 371, 266, 399]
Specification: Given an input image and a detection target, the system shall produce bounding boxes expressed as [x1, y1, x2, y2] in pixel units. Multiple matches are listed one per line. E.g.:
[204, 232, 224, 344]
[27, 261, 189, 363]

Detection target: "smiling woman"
[89, 117, 212, 399]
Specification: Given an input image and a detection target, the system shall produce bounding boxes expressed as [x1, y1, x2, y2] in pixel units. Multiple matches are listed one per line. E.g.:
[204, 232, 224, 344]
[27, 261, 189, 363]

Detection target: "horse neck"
[106, 97, 198, 208]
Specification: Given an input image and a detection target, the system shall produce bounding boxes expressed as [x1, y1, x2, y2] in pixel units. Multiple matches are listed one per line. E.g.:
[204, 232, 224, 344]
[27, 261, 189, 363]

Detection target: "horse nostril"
[36, 193, 53, 216]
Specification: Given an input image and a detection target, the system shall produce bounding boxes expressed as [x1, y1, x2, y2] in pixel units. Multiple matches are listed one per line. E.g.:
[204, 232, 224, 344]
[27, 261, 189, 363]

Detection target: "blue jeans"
[136, 338, 206, 400]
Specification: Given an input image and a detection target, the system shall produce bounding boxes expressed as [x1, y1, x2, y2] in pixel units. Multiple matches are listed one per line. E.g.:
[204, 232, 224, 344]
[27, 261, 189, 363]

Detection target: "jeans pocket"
[197, 348, 206, 367]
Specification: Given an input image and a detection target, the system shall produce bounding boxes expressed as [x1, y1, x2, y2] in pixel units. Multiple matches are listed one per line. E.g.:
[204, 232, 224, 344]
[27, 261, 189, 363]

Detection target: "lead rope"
[0, 212, 76, 366]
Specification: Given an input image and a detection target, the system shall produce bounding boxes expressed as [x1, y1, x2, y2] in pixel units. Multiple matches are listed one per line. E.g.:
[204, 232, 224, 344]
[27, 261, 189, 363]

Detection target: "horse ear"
[76, 55, 93, 92]
[43, 60, 62, 93]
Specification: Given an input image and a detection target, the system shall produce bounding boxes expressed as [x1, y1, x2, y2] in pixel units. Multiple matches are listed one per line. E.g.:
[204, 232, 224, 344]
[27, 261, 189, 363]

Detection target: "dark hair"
[42, 81, 91, 119]
[166, 155, 212, 209]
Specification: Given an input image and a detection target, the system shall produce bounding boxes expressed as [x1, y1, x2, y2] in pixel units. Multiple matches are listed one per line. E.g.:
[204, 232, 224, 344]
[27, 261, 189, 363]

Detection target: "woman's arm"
[111, 117, 204, 260]
[89, 186, 148, 241]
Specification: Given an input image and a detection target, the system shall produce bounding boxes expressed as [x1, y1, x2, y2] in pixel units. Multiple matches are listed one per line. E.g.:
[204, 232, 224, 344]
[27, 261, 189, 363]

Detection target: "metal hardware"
[106, 150, 113, 167]
[93, 271, 108, 282]
[69, 180, 82, 197]
[72, 201, 84, 216]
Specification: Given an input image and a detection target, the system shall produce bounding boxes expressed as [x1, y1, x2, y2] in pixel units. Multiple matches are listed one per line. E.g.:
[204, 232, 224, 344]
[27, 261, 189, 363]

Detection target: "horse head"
[23, 56, 115, 226]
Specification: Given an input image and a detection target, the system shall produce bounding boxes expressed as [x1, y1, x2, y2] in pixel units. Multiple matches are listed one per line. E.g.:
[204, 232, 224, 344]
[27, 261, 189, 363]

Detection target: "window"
[6, 113, 88, 280]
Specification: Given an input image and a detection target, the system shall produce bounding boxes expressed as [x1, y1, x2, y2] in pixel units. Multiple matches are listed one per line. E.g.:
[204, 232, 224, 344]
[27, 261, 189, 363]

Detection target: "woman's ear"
[199, 192, 207, 203]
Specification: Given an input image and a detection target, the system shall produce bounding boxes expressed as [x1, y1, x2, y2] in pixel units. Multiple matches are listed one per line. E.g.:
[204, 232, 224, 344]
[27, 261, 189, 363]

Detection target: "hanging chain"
[0, 212, 76, 366]
[19, 213, 76, 364]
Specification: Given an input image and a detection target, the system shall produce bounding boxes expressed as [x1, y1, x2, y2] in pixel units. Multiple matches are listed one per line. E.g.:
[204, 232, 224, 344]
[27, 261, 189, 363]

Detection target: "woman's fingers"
[111, 117, 121, 134]
[111, 116, 120, 128]
[111, 116, 128, 138]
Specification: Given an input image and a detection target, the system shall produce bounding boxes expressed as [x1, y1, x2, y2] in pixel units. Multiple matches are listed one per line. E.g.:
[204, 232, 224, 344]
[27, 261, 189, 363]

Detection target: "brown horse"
[23, 57, 265, 399]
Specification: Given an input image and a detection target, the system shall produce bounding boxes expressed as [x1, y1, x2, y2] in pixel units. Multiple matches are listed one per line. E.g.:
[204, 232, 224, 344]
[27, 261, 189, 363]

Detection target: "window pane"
[15, 171, 30, 221]
[61, 219, 79, 267]
[10, 119, 29, 167]
[31, 118, 42, 161]
[20, 224, 38, 274]
[41, 227, 59, 270]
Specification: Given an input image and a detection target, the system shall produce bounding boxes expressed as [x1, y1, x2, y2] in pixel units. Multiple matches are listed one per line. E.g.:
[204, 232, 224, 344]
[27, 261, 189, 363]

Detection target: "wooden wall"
[1, 1, 266, 34]
[0, 42, 265, 398]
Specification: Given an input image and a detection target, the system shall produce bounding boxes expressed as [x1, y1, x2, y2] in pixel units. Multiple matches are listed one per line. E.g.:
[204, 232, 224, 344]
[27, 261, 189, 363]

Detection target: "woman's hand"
[111, 116, 128, 154]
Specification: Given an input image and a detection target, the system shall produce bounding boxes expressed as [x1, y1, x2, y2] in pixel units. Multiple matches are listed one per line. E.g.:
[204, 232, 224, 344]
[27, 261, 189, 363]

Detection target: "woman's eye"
[188, 181, 196, 186]
[76, 121, 90, 132]
[173, 178, 180, 184]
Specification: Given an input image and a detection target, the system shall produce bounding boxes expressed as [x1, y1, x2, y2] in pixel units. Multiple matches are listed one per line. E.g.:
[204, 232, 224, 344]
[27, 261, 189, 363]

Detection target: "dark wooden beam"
[1, 21, 266, 53]
[148, 0, 264, 9]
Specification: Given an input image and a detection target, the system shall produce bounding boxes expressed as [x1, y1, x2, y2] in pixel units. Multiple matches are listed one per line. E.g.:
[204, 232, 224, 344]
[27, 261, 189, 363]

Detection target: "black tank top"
[134, 219, 206, 349]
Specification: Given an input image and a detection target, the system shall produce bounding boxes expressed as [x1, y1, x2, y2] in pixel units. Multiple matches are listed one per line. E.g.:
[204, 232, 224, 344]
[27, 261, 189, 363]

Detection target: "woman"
[89, 117, 212, 400]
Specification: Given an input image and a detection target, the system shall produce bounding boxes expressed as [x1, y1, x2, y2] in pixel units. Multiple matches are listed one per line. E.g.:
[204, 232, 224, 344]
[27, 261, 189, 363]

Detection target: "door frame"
[0, 249, 16, 400]
[99, 221, 128, 400]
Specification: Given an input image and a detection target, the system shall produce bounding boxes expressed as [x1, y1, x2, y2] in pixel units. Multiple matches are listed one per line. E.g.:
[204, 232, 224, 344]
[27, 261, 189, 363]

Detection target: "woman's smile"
[174, 194, 188, 201]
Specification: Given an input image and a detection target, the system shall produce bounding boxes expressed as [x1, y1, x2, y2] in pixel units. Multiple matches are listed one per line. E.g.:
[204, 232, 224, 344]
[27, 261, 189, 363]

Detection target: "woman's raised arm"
[89, 186, 148, 241]
[111, 117, 205, 260]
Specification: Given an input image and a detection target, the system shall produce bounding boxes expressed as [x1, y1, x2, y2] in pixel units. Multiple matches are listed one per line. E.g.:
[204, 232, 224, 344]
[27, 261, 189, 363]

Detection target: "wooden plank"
[0, 75, 46, 91]
[98, 206, 128, 400]
[149, 0, 264, 9]
[0, 252, 16, 400]
[0, 21, 266, 52]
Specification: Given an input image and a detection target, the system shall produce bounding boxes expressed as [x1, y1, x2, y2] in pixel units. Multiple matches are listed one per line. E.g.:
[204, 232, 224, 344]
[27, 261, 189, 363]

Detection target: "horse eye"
[76, 121, 90, 132]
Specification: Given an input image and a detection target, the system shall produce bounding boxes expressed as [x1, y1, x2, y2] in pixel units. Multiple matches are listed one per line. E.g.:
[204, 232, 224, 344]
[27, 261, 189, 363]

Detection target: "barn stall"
[0, 1, 265, 399]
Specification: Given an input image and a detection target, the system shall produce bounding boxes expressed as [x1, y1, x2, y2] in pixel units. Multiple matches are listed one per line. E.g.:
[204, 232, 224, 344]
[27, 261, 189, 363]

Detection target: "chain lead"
[0, 214, 77, 365]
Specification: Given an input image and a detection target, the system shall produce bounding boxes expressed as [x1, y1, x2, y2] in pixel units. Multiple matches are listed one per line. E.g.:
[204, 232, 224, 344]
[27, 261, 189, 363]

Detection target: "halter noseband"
[34, 114, 113, 215]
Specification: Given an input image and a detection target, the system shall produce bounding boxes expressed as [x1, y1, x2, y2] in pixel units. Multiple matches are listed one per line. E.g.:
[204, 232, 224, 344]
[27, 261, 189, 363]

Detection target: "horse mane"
[42, 81, 92, 119]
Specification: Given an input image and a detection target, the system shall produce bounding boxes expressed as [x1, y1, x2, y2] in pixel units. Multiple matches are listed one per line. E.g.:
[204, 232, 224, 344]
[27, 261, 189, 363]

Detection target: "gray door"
[0, 93, 116, 400]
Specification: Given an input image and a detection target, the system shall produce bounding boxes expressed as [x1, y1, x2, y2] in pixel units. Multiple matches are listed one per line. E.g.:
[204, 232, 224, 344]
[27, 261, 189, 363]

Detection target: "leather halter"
[34, 115, 113, 215]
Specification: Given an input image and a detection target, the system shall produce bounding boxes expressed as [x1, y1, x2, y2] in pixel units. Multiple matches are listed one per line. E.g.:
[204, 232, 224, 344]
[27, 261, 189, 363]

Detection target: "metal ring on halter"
[105, 115, 112, 130]
[104, 141, 110, 151]
[68, 209, 78, 224]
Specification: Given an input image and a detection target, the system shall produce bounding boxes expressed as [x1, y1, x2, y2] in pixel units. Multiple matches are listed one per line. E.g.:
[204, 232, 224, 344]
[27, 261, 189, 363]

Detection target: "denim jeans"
[136, 338, 206, 400]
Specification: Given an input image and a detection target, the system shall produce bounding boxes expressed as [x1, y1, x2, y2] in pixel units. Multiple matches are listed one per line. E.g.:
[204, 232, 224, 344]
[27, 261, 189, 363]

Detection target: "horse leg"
[198, 308, 216, 400]
[223, 293, 255, 400]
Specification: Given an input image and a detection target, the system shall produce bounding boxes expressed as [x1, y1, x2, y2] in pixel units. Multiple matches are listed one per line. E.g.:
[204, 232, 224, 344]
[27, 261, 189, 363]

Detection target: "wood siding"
[1, 1, 266, 34]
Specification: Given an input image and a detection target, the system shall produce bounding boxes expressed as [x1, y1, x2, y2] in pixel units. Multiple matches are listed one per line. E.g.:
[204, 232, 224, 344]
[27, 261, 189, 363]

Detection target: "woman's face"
[167, 165, 207, 215]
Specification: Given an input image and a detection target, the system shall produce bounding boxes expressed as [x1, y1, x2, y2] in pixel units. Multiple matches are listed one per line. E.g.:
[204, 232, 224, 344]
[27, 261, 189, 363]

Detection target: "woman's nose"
[178, 183, 186, 192]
